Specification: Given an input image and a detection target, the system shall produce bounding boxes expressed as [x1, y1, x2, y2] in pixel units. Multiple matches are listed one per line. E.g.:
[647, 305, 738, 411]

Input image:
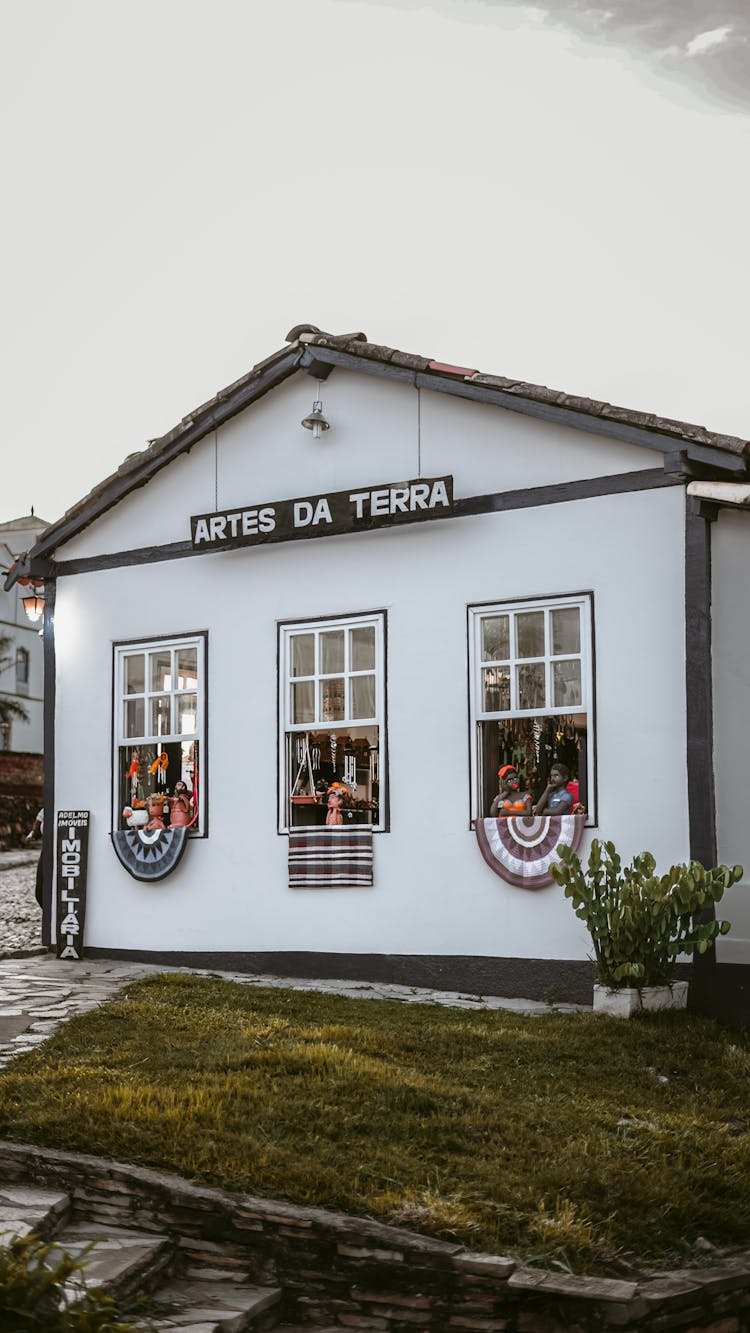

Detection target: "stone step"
[47, 1221, 174, 1303]
[0, 1184, 71, 1239]
[145, 1271, 282, 1331]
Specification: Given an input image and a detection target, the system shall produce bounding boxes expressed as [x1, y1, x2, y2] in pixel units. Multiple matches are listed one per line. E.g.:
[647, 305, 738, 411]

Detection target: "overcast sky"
[1, 0, 748, 527]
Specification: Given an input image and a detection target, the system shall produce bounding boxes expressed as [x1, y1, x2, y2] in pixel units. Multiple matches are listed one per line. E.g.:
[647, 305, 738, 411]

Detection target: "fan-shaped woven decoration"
[111, 827, 189, 882]
[475, 814, 585, 889]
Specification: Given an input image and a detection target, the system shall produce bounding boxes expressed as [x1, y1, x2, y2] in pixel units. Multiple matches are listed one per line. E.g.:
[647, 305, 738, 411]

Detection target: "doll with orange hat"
[490, 764, 533, 817]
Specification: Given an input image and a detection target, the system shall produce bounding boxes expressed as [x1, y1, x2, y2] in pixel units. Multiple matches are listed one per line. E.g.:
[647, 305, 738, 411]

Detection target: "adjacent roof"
[6, 324, 750, 586]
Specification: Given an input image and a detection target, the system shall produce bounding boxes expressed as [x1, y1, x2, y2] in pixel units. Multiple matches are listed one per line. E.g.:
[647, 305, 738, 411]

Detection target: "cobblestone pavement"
[0, 849, 43, 957]
[0, 850, 583, 1068]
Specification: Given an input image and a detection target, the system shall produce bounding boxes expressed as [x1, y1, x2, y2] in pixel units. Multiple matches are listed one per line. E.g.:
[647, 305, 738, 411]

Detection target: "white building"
[0, 513, 48, 754]
[7, 326, 750, 1018]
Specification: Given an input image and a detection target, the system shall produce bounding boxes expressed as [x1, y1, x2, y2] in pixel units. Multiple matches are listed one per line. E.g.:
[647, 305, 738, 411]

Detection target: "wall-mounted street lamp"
[21, 585, 45, 624]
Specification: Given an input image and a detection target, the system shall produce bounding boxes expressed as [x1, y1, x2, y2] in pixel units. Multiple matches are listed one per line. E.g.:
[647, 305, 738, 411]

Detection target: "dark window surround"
[111, 630, 209, 839]
[15, 647, 29, 683]
[277, 608, 389, 834]
[467, 590, 597, 830]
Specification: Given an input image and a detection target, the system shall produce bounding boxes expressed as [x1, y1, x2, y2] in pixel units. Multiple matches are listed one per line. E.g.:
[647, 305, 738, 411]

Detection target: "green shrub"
[0, 1234, 141, 1332]
[551, 840, 743, 988]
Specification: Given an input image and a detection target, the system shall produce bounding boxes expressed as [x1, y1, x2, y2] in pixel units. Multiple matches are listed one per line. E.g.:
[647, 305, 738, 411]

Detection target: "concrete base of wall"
[84, 949, 597, 1004]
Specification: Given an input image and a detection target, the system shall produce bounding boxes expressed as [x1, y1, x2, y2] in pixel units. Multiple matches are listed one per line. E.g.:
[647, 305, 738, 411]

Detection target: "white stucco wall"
[712, 508, 750, 964]
[51, 483, 688, 961]
[56, 369, 660, 562]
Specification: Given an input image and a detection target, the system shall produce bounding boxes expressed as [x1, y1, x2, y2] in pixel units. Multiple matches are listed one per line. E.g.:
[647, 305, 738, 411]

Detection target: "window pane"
[124, 698, 145, 737]
[351, 625, 375, 671]
[517, 662, 546, 710]
[124, 654, 145, 695]
[150, 650, 172, 692]
[291, 634, 314, 677]
[321, 630, 345, 675]
[150, 695, 171, 737]
[516, 612, 545, 659]
[551, 608, 580, 657]
[176, 647, 198, 689]
[321, 677, 345, 721]
[481, 616, 509, 662]
[553, 660, 582, 708]
[177, 693, 198, 735]
[482, 666, 510, 712]
[291, 680, 315, 724]
[351, 674, 375, 719]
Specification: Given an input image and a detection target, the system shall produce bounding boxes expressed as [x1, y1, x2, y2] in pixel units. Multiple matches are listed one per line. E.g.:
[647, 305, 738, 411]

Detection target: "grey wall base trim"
[85, 948, 597, 1004]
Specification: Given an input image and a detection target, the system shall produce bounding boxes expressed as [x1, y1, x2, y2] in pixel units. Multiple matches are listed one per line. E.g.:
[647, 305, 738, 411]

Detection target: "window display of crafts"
[476, 762, 586, 889]
[289, 731, 378, 827]
[111, 638, 203, 879]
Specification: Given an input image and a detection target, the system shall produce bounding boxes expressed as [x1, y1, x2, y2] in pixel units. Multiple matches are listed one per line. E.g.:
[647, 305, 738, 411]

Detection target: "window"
[469, 595, 594, 822]
[279, 612, 386, 831]
[15, 647, 29, 692]
[114, 634, 206, 833]
[0, 721, 11, 751]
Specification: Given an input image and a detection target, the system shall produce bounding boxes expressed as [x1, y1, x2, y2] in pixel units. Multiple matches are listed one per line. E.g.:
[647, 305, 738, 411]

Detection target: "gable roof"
[6, 324, 750, 586]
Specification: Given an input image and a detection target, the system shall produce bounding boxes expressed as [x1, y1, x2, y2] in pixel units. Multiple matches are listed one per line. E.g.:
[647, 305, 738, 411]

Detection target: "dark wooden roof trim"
[23, 345, 304, 569]
[37, 468, 682, 581]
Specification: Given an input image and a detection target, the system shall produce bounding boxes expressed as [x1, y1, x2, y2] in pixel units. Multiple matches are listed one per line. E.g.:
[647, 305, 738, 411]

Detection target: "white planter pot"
[593, 981, 689, 1018]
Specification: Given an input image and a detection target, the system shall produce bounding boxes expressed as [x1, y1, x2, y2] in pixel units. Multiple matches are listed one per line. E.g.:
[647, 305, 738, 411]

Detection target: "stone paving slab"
[0, 951, 585, 1068]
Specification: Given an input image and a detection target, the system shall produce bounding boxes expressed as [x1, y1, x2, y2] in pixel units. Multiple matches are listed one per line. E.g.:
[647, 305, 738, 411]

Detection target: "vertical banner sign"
[55, 811, 89, 960]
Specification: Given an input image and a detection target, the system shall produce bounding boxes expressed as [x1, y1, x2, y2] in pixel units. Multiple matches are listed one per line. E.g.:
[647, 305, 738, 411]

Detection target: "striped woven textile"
[288, 827, 374, 889]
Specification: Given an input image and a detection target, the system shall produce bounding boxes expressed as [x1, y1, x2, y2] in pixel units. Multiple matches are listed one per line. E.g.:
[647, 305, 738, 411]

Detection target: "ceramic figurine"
[490, 764, 533, 816]
[325, 781, 347, 826]
[533, 762, 574, 815]
[168, 780, 193, 828]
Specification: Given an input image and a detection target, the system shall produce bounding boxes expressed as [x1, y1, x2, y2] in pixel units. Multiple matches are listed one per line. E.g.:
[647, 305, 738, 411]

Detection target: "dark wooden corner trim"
[685, 497, 717, 872]
[41, 579, 56, 947]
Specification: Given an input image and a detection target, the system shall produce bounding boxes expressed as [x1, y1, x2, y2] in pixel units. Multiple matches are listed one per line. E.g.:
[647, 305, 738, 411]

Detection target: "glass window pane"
[321, 630, 345, 675]
[124, 655, 145, 695]
[176, 647, 198, 690]
[351, 625, 375, 671]
[551, 608, 581, 657]
[291, 680, 315, 725]
[516, 612, 545, 659]
[177, 693, 198, 735]
[291, 634, 314, 678]
[320, 677, 345, 722]
[482, 666, 510, 713]
[150, 650, 172, 692]
[124, 698, 145, 737]
[553, 660, 582, 708]
[351, 674, 376, 719]
[517, 662, 546, 710]
[150, 695, 171, 737]
[482, 616, 509, 662]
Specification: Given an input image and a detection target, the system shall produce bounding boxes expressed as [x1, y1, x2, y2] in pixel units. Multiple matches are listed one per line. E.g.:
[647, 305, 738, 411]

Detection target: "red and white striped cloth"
[288, 827, 374, 889]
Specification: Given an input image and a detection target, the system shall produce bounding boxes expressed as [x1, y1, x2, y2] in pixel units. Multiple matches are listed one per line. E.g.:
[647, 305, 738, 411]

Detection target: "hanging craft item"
[111, 826, 189, 882]
[475, 814, 585, 890]
[149, 751, 169, 788]
[125, 750, 141, 804]
[291, 733, 319, 805]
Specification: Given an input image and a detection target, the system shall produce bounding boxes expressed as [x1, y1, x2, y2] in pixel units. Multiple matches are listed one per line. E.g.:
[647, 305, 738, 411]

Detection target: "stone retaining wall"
[1, 1141, 749, 1332]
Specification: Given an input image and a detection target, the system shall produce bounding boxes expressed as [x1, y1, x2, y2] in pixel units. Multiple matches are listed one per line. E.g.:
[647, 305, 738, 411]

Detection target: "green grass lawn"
[0, 974, 749, 1275]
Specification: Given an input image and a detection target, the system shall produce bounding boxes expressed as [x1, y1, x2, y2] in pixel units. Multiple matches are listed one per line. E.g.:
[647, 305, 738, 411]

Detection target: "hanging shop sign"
[55, 810, 89, 960]
[190, 475, 454, 551]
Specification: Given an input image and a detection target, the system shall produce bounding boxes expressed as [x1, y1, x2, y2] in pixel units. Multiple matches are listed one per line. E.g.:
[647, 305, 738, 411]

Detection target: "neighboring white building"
[0, 513, 48, 754]
[7, 326, 750, 1018]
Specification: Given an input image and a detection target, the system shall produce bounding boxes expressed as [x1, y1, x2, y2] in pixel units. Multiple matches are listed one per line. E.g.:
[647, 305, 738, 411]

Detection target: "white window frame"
[468, 594, 595, 824]
[278, 611, 386, 833]
[113, 633, 206, 835]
